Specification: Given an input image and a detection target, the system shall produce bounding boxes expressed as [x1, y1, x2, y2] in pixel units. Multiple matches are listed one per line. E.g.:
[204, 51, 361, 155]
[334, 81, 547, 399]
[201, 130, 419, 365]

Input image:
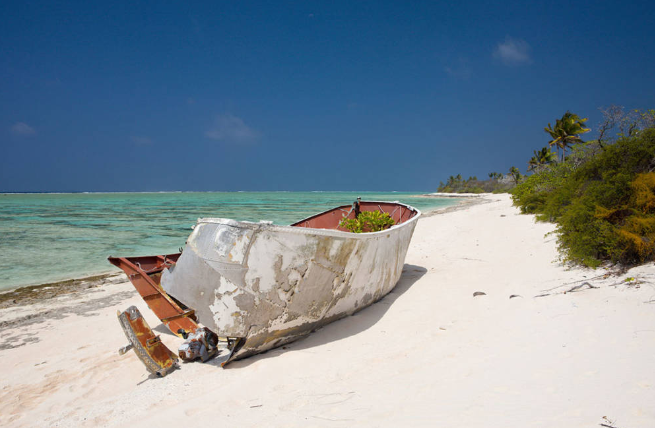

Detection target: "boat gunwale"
[193, 200, 421, 240]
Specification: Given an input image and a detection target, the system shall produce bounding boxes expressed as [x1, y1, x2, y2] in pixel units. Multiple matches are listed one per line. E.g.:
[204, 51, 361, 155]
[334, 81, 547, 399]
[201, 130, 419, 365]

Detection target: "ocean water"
[0, 192, 458, 290]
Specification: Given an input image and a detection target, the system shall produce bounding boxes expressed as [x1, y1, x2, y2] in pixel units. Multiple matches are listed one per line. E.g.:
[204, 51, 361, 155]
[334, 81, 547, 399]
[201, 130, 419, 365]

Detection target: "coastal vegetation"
[513, 107, 655, 267]
[339, 210, 395, 233]
[544, 111, 590, 161]
[437, 106, 655, 268]
[437, 172, 516, 193]
[527, 147, 557, 172]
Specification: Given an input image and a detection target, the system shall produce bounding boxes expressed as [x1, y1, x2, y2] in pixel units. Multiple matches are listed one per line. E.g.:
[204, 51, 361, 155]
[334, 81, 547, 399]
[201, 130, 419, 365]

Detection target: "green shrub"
[512, 128, 655, 267]
[339, 210, 395, 233]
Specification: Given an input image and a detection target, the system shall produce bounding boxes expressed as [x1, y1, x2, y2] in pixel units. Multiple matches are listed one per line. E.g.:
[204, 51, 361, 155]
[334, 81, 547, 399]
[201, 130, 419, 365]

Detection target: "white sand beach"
[1, 194, 654, 427]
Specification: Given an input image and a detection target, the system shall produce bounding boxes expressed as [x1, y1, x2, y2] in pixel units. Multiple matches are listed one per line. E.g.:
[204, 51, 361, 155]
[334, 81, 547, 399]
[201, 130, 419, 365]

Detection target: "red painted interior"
[290, 202, 417, 231]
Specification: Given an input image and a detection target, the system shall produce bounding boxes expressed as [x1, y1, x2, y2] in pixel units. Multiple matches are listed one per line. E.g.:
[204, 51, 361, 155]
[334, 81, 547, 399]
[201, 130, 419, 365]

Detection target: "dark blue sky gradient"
[1, 1, 654, 191]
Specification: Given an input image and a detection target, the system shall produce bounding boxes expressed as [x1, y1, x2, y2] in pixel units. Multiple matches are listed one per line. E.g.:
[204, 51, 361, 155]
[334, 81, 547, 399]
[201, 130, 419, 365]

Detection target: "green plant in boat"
[339, 210, 395, 233]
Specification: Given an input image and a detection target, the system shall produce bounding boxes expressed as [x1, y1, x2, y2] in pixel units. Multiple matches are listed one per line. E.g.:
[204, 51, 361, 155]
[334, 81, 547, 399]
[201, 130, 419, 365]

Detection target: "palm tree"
[509, 166, 521, 184]
[544, 111, 591, 162]
[527, 147, 557, 172]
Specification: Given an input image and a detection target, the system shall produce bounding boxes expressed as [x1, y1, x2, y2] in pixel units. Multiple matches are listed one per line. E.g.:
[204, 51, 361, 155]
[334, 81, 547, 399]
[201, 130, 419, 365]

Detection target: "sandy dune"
[1, 194, 654, 427]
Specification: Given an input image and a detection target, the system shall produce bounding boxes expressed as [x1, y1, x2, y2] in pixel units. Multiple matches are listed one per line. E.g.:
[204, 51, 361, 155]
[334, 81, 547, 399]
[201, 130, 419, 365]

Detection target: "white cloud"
[493, 36, 532, 66]
[205, 114, 260, 143]
[11, 122, 36, 136]
[130, 136, 153, 146]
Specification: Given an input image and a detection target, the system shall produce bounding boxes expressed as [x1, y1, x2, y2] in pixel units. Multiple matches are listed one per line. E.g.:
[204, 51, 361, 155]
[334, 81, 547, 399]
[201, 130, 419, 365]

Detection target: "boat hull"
[161, 203, 420, 360]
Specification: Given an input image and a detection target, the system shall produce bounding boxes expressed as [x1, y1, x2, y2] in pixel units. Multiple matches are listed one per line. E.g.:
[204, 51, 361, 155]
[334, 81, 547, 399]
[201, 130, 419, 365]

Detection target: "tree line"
[513, 106, 655, 267]
[438, 105, 655, 268]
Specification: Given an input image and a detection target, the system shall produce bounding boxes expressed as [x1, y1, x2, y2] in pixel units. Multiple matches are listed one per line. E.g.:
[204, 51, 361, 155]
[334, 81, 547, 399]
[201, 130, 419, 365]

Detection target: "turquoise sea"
[0, 192, 458, 291]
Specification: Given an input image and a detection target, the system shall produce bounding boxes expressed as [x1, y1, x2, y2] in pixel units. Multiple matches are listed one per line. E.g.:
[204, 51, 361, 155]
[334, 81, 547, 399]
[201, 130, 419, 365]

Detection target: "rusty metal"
[117, 306, 178, 377]
[177, 327, 219, 362]
[109, 200, 420, 367]
[109, 254, 247, 368]
[108, 254, 198, 337]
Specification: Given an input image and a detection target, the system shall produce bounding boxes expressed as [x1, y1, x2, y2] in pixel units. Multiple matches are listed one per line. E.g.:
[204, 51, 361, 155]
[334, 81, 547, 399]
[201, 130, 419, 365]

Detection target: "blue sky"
[1, 0, 654, 192]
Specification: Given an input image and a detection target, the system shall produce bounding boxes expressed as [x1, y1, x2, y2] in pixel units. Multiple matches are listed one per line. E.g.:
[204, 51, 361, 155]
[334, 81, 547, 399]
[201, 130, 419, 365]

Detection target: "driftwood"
[564, 282, 599, 293]
[535, 281, 600, 298]
[541, 274, 608, 293]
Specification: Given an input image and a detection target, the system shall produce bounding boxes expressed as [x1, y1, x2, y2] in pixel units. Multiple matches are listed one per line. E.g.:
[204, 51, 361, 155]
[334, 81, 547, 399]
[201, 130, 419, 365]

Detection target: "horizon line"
[1, 190, 431, 195]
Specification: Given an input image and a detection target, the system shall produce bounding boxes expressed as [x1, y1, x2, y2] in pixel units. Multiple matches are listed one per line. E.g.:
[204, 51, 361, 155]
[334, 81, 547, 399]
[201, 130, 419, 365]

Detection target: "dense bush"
[512, 129, 655, 267]
[339, 210, 395, 233]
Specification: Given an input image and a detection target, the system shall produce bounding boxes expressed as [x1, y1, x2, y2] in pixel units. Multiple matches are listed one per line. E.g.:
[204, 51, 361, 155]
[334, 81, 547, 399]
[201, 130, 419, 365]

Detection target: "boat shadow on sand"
[211, 263, 428, 369]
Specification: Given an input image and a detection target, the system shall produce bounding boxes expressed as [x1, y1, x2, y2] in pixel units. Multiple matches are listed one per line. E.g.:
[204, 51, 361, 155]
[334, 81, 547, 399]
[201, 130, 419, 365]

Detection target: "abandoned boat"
[109, 200, 420, 369]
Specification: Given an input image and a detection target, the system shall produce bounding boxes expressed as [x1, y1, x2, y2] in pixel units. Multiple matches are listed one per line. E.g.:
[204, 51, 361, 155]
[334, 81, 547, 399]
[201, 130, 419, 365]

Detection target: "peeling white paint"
[217, 275, 238, 295]
[209, 288, 242, 333]
[162, 201, 420, 360]
[213, 225, 251, 263]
